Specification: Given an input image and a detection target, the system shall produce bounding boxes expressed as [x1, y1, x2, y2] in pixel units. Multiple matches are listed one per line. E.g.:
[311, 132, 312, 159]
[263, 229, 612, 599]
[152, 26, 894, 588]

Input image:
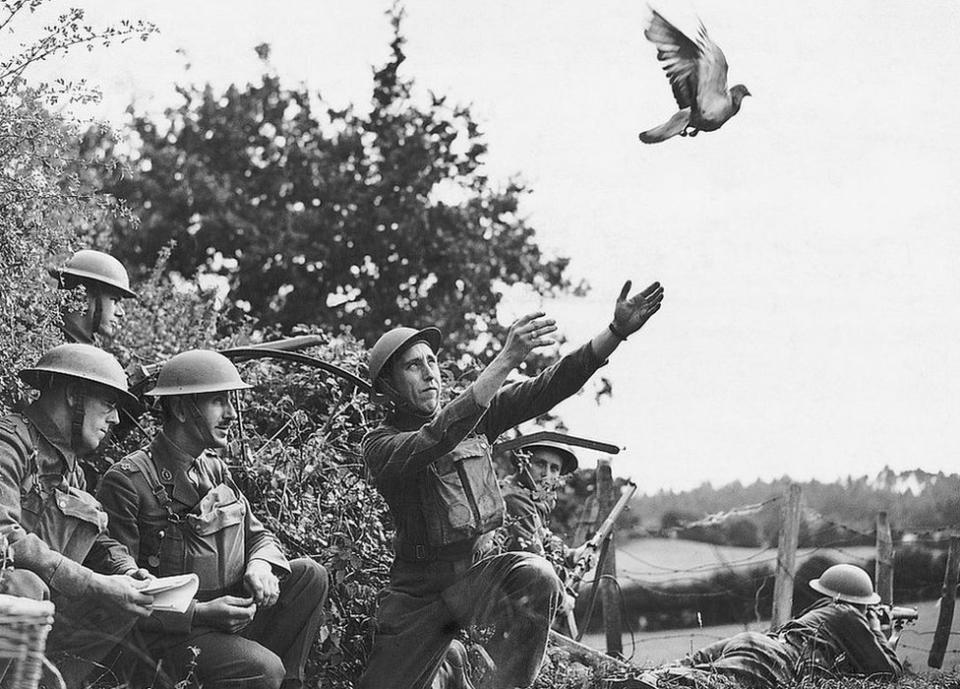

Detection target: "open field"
[614, 537, 876, 584]
[578, 600, 960, 675]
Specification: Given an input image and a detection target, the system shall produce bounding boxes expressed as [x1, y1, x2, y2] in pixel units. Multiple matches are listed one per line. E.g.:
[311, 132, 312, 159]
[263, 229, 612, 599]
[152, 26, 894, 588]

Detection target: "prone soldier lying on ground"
[0, 343, 154, 688]
[617, 564, 904, 689]
[97, 350, 328, 689]
[358, 279, 664, 689]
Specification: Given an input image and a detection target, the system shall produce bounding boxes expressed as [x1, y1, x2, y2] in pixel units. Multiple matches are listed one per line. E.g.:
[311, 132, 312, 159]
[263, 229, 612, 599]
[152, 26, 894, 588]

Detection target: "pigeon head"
[730, 84, 751, 107]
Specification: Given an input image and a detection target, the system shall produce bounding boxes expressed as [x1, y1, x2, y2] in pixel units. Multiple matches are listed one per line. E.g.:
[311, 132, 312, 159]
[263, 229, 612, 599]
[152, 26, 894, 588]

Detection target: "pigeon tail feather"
[639, 108, 691, 144]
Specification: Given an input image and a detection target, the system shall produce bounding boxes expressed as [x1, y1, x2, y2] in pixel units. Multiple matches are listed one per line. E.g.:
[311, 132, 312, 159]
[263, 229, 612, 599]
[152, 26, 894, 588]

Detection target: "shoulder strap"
[126, 449, 181, 524]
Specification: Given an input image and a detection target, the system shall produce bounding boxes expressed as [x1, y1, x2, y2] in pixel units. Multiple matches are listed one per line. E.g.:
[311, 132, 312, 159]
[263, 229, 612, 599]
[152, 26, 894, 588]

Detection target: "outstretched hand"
[612, 280, 663, 337]
[500, 312, 558, 367]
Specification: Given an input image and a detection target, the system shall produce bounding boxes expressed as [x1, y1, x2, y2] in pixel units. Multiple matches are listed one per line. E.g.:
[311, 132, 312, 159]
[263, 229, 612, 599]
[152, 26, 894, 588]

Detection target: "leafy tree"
[85, 7, 578, 364]
[0, 0, 154, 411]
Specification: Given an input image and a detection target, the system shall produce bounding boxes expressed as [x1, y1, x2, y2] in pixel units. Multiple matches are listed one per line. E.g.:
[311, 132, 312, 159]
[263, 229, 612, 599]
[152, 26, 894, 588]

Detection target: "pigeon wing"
[644, 10, 701, 111]
[694, 22, 731, 112]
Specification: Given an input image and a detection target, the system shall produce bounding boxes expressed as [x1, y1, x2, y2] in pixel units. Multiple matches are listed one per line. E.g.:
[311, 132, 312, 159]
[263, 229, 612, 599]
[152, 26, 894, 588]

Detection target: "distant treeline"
[627, 468, 959, 548]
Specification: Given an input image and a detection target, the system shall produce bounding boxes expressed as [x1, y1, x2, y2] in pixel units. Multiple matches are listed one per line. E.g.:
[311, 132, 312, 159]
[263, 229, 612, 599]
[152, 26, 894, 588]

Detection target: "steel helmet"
[19, 343, 138, 408]
[809, 564, 880, 605]
[367, 326, 442, 385]
[55, 249, 136, 299]
[515, 437, 579, 474]
[147, 350, 252, 397]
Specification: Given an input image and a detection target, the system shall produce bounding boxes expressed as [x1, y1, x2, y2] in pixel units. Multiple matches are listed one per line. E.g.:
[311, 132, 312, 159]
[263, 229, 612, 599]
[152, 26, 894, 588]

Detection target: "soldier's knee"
[0, 569, 49, 600]
[519, 553, 562, 592]
[288, 557, 329, 601]
[260, 653, 285, 689]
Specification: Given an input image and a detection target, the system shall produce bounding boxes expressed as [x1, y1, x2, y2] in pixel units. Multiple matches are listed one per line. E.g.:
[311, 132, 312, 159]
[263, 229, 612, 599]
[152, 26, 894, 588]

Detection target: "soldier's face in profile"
[389, 341, 441, 415]
[77, 386, 120, 452]
[94, 290, 126, 337]
[529, 448, 564, 488]
[182, 391, 237, 449]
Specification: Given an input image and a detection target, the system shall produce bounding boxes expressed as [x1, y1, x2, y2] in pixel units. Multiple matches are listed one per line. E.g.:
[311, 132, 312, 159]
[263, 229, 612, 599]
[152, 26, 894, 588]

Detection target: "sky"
[21, 0, 960, 493]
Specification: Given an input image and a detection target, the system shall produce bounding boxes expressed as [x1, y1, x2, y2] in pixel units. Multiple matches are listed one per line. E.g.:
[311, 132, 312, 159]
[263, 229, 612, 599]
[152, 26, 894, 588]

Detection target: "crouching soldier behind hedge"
[360, 279, 664, 689]
[97, 350, 328, 689]
[0, 343, 154, 687]
[53, 248, 136, 345]
[498, 435, 594, 611]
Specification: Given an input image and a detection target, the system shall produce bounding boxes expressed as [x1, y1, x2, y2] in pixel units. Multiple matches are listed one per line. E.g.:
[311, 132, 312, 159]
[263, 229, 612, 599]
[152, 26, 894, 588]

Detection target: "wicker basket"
[0, 593, 56, 689]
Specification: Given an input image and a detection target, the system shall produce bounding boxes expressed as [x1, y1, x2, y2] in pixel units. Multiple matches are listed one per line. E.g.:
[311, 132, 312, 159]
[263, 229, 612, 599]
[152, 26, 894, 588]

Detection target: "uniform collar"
[151, 431, 203, 505]
[23, 403, 76, 471]
[388, 405, 439, 431]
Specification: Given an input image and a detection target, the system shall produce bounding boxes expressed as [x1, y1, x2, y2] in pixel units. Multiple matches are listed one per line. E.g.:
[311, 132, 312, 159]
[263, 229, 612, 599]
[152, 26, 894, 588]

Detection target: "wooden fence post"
[771, 483, 802, 630]
[875, 511, 894, 606]
[595, 458, 623, 657]
[927, 535, 960, 668]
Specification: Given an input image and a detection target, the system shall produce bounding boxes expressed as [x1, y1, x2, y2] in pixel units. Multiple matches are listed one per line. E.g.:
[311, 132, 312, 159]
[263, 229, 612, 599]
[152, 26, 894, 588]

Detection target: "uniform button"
[147, 555, 160, 568]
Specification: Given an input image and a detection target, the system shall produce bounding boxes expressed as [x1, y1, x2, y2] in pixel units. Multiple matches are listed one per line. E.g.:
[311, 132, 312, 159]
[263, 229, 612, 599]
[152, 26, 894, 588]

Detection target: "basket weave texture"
[0, 593, 56, 689]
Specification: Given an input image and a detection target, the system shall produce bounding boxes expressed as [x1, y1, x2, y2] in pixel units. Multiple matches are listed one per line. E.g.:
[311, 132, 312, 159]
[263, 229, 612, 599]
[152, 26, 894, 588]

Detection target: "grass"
[578, 600, 959, 672]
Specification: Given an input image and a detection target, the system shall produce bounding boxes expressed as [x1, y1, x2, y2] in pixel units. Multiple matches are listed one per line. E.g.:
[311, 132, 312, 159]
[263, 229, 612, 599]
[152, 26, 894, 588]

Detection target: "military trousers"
[359, 550, 562, 689]
[46, 588, 141, 689]
[145, 558, 328, 689]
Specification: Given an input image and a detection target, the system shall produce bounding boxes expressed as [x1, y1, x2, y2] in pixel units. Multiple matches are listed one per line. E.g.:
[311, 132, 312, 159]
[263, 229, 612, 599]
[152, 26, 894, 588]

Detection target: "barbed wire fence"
[569, 478, 960, 670]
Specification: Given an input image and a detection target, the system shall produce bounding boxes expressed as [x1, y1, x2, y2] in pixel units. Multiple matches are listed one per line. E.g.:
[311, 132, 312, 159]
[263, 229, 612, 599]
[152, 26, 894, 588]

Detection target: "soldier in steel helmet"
[499, 434, 582, 556]
[97, 349, 328, 689]
[623, 563, 903, 689]
[358, 279, 664, 689]
[0, 343, 155, 687]
[53, 249, 137, 345]
[496, 435, 594, 612]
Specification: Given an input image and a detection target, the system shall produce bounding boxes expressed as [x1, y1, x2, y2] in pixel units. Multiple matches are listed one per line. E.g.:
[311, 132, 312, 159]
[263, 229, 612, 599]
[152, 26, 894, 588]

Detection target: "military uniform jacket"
[364, 343, 603, 563]
[97, 431, 290, 634]
[0, 406, 136, 597]
[500, 478, 554, 556]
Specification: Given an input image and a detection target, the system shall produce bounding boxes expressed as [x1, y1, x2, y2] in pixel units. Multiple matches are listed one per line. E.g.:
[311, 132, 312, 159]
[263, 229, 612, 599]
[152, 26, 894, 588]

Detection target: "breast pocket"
[422, 437, 505, 547]
[40, 486, 108, 564]
[181, 484, 247, 600]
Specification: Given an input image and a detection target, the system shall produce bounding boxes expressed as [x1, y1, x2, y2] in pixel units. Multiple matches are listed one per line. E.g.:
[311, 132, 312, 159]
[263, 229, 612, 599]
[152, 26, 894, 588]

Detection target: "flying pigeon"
[639, 10, 750, 144]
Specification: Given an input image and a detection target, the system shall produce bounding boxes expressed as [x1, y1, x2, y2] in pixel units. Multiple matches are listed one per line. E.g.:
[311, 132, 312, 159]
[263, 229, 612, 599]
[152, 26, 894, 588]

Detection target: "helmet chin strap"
[70, 386, 87, 453]
[85, 283, 103, 337]
[184, 395, 219, 449]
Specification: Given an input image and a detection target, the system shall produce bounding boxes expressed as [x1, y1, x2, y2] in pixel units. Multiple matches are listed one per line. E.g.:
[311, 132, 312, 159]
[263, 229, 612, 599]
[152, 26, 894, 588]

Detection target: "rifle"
[567, 479, 638, 594]
[564, 479, 637, 639]
[875, 604, 919, 638]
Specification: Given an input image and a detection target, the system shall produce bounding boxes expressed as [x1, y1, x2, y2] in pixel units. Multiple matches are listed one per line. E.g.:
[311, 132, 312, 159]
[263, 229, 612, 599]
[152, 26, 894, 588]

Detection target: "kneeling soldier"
[360, 279, 664, 689]
[0, 343, 154, 687]
[98, 350, 328, 689]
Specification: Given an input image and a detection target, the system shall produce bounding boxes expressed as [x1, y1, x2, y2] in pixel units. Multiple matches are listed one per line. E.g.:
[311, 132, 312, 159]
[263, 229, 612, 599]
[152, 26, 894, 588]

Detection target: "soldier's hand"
[89, 573, 154, 618]
[244, 560, 280, 607]
[571, 543, 595, 571]
[500, 312, 557, 367]
[611, 280, 663, 338]
[196, 596, 258, 634]
[124, 567, 154, 583]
